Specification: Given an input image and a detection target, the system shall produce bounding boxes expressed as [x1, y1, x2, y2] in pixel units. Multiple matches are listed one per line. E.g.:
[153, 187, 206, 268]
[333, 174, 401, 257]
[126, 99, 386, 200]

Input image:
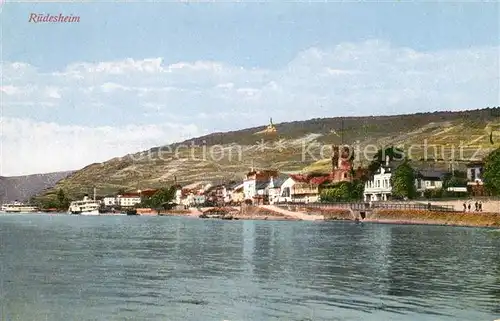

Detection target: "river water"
[0, 214, 499, 321]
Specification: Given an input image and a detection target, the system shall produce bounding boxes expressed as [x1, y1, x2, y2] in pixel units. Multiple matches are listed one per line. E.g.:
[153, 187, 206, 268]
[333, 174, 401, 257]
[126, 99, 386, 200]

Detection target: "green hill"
[36, 107, 500, 203]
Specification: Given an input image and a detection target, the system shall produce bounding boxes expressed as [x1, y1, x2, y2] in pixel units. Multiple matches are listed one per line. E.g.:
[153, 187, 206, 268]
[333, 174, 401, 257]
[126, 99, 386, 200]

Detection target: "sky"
[1, 1, 499, 176]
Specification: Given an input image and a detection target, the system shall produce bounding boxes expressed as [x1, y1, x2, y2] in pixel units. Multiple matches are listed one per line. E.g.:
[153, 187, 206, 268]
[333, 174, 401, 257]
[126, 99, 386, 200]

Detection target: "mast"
[341, 117, 344, 145]
[93, 186, 96, 201]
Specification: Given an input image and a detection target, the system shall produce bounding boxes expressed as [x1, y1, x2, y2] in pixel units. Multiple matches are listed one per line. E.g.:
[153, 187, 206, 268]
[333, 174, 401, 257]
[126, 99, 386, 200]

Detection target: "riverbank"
[160, 205, 500, 227]
[32, 204, 500, 227]
[160, 205, 302, 221]
[365, 209, 500, 227]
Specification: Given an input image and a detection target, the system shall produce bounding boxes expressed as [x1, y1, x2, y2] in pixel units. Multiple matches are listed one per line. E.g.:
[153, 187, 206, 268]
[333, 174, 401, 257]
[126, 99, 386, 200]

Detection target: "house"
[363, 164, 393, 202]
[102, 189, 155, 208]
[268, 174, 289, 204]
[102, 195, 117, 207]
[243, 169, 278, 203]
[214, 182, 244, 205]
[278, 174, 322, 203]
[210, 185, 225, 205]
[139, 188, 159, 198]
[466, 161, 487, 196]
[227, 183, 244, 204]
[466, 161, 484, 185]
[415, 170, 447, 196]
[174, 182, 210, 207]
[363, 156, 412, 201]
[117, 192, 142, 208]
[254, 180, 271, 205]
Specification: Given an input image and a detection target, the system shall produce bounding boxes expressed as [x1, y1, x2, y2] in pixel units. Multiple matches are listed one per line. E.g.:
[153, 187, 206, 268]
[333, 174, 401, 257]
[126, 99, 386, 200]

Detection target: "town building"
[363, 159, 393, 202]
[466, 161, 484, 185]
[116, 192, 142, 208]
[102, 196, 117, 207]
[415, 170, 447, 196]
[102, 189, 159, 208]
[363, 156, 414, 202]
[225, 182, 244, 205]
[278, 174, 322, 203]
[466, 161, 486, 196]
[267, 174, 289, 204]
[243, 169, 278, 203]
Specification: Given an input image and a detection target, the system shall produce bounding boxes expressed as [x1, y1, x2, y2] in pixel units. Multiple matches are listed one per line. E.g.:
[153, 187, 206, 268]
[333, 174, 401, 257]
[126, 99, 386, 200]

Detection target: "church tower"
[331, 145, 354, 182]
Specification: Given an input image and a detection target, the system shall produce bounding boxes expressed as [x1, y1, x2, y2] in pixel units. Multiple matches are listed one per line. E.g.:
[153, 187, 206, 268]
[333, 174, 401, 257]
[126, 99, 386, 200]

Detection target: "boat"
[1, 201, 39, 213]
[68, 195, 100, 215]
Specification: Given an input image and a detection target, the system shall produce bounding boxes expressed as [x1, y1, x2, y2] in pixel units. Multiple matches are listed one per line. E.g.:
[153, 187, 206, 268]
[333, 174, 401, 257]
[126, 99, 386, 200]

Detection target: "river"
[0, 214, 499, 321]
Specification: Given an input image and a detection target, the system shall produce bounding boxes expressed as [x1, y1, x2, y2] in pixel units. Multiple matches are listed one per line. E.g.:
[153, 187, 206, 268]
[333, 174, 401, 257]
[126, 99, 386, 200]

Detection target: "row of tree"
[134, 187, 177, 209]
[35, 186, 177, 211]
[34, 189, 71, 210]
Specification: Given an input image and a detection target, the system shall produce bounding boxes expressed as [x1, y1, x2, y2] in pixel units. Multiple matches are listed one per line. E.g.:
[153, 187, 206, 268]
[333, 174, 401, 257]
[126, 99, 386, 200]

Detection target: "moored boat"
[1, 202, 39, 213]
[68, 195, 100, 215]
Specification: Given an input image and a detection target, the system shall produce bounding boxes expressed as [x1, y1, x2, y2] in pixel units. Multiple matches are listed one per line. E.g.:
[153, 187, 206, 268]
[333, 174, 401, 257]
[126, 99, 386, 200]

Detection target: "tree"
[140, 186, 176, 209]
[349, 180, 365, 200]
[390, 160, 417, 199]
[320, 181, 364, 202]
[368, 146, 405, 175]
[483, 148, 500, 195]
[56, 189, 70, 210]
[442, 173, 467, 189]
[321, 183, 350, 202]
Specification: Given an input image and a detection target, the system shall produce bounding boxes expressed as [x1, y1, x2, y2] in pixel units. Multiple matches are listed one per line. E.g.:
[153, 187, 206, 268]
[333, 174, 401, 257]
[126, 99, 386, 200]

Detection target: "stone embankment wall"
[417, 200, 500, 213]
[367, 209, 500, 227]
[302, 207, 353, 221]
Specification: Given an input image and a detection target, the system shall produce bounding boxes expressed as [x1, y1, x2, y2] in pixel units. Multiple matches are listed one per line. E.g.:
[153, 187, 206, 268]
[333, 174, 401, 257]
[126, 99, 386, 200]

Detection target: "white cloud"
[0, 117, 202, 176]
[0, 85, 22, 95]
[45, 86, 61, 99]
[1, 39, 499, 175]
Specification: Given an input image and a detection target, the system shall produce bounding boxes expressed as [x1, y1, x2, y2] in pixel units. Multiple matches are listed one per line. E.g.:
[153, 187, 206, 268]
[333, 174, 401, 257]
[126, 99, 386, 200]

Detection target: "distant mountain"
[0, 171, 74, 203]
[35, 107, 500, 203]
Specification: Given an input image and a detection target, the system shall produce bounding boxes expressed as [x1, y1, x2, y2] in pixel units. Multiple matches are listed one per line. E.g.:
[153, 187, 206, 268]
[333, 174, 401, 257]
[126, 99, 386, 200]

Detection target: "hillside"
[0, 171, 74, 203]
[36, 107, 500, 202]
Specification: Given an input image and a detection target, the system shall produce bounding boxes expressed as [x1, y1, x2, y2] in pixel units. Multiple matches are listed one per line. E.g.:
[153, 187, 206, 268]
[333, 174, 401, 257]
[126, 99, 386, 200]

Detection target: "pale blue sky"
[1, 1, 499, 175]
[3, 2, 499, 70]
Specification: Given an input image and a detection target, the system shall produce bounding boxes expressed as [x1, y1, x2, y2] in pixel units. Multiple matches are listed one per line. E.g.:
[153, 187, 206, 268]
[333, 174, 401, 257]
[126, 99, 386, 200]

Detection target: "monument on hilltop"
[254, 117, 278, 135]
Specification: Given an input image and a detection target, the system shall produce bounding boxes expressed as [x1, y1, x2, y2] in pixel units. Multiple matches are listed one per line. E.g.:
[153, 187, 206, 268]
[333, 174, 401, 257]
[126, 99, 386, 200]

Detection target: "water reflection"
[0, 215, 499, 321]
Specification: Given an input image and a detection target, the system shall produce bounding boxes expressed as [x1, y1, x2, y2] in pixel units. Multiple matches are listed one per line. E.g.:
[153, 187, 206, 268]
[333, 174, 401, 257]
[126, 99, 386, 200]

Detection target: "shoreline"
[316, 208, 500, 228]
[356, 218, 500, 229]
[159, 207, 302, 221]
[5, 207, 500, 228]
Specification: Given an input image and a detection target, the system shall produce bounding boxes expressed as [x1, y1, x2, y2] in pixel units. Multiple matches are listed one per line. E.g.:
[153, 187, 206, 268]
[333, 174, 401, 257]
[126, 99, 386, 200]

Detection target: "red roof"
[289, 174, 310, 183]
[140, 189, 158, 197]
[119, 193, 140, 198]
[289, 174, 331, 185]
[246, 169, 279, 180]
[310, 176, 330, 185]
